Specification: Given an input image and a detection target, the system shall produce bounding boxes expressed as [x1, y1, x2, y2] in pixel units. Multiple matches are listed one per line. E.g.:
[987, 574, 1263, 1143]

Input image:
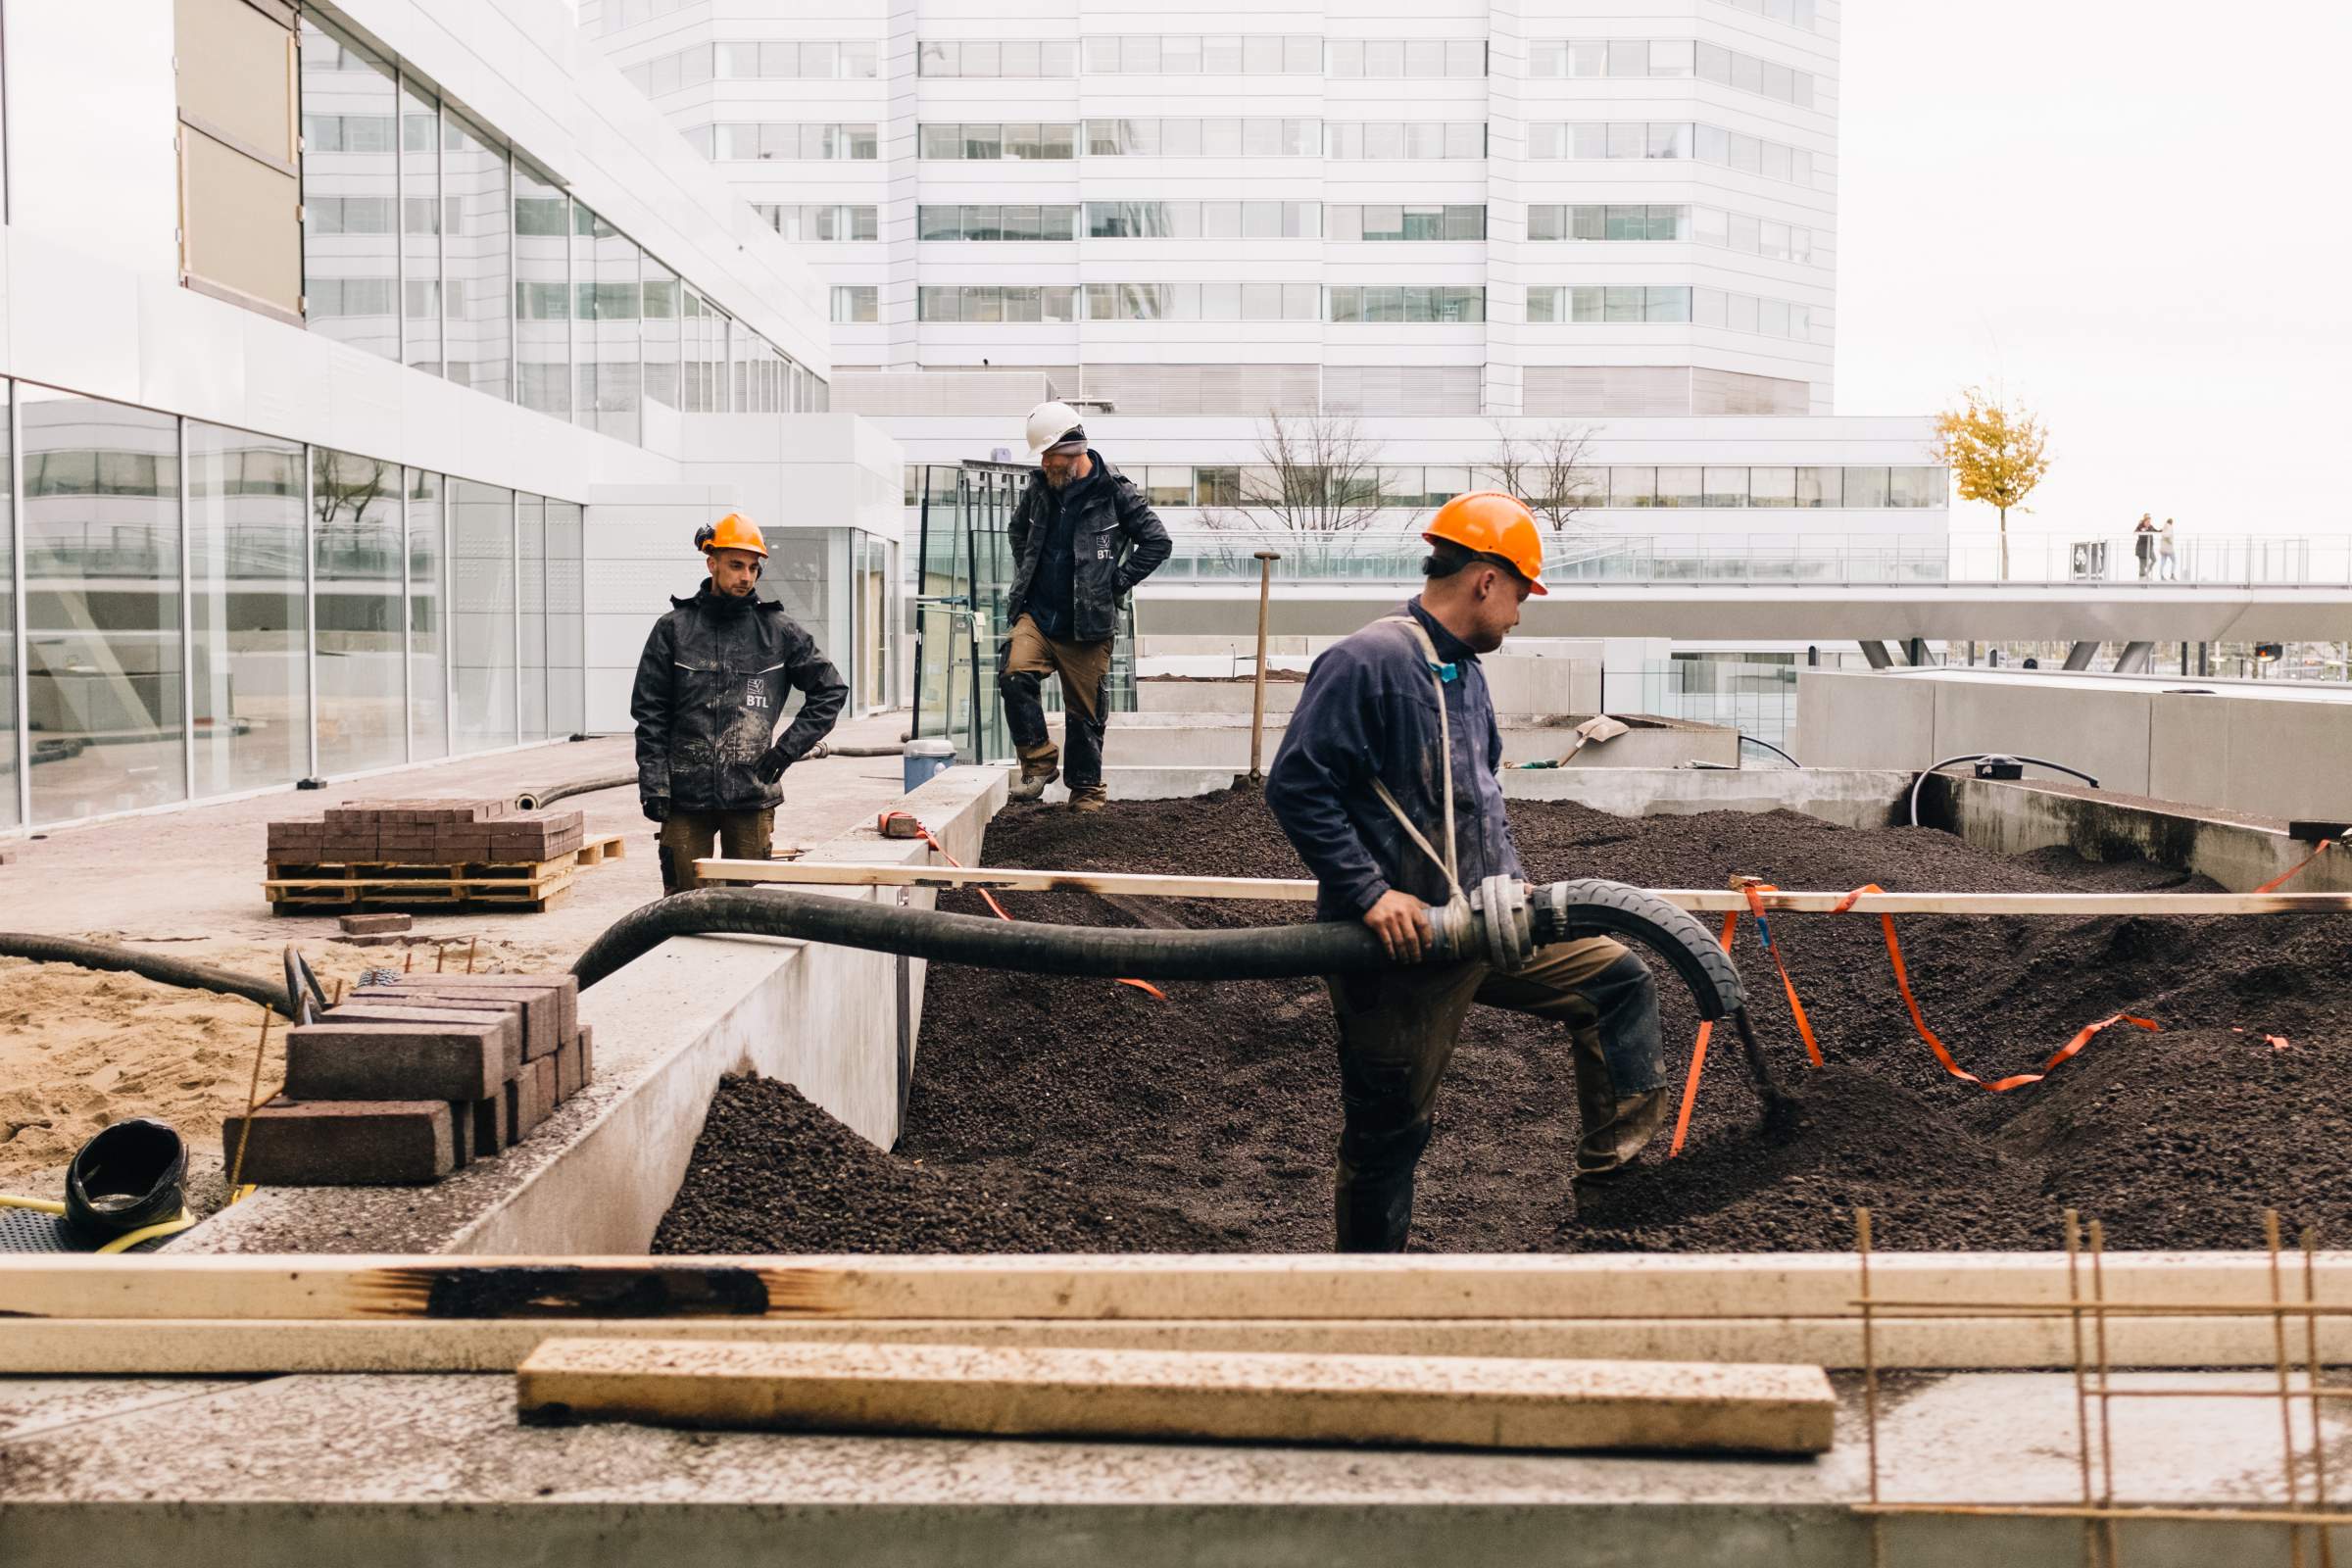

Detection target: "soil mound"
[660, 791, 2352, 1254]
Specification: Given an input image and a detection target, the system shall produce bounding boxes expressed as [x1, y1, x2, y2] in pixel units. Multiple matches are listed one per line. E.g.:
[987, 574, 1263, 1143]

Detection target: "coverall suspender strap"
[1367, 614, 1465, 905]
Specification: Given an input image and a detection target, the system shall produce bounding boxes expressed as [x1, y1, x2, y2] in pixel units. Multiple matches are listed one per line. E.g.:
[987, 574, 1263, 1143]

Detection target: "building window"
[301, 21, 399, 360]
[1324, 122, 1485, 160]
[1328, 204, 1486, 241]
[1325, 286, 1487, 323]
[1527, 121, 1816, 185]
[756, 204, 880, 241]
[1079, 282, 1319, 320]
[1530, 37, 1814, 107]
[1708, 0, 1817, 29]
[915, 285, 1080, 321]
[180, 0, 302, 319]
[918, 40, 1078, 76]
[1527, 204, 1690, 242]
[1084, 201, 1320, 238]
[832, 286, 879, 323]
[918, 205, 1079, 241]
[704, 122, 881, 160]
[1083, 119, 1319, 157]
[187, 421, 310, 796]
[917, 122, 1078, 161]
[1083, 35, 1321, 74]
[1325, 40, 1485, 76]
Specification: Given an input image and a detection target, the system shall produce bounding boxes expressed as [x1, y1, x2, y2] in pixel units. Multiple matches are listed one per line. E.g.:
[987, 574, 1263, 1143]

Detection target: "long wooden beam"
[6, 1251, 2346, 1322]
[694, 858, 2352, 915]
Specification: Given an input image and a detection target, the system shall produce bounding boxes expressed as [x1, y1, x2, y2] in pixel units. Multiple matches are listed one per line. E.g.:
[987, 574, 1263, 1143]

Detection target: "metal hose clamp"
[1474, 874, 1535, 972]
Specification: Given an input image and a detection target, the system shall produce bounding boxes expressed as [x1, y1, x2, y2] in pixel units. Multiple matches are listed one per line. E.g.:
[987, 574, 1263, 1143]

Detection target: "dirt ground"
[659, 789, 2352, 1256]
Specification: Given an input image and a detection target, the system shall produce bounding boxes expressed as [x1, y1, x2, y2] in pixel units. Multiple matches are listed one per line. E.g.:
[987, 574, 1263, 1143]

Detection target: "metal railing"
[1140, 530, 2352, 588]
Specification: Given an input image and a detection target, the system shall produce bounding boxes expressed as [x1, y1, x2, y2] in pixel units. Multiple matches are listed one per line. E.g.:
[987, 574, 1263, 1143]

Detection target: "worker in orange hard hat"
[1264, 491, 1666, 1251]
[630, 514, 847, 894]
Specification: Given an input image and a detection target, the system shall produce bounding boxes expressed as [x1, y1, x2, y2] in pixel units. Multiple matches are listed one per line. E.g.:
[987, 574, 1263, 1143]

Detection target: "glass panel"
[514, 159, 569, 416]
[1794, 466, 1840, 508]
[406, 469, 446, 760]
[1889, 467, 1939, 509]
[587, 215, 641, 442]
[1845, 466, 1890, 508]
[1609, 466, 1654, 508]
[641, 256, 679, 409]
[1654, 466, 1701, 508]
[1245, 36, 1282, 74]
[1749, 466, 1797, 508]
[311, 447, 405, 775]
[546, 499, 583, 737]
[399, 81, 441, 375]
[441, 112, 510, 400]
[517, 495, 548, 743]
[301, 20, 399, 362]
[183, 421, 308, 797]
[1701, 467, 1747, 508]
[24, 392, 185, 822]
[449, 479, 515, 753]
[1607, 40, 1647, 76]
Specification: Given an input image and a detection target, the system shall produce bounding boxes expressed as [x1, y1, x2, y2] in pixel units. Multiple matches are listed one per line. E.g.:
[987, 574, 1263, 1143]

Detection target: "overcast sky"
[1836, 1, 2352, 542]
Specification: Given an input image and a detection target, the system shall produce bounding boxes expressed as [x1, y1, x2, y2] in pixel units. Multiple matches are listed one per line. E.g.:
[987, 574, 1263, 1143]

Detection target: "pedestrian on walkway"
[2158, 517, 2179, 580]
[998, 401, 1172, 811]
[2133, 514, 2157, 579]
[630, 514, 847, 894]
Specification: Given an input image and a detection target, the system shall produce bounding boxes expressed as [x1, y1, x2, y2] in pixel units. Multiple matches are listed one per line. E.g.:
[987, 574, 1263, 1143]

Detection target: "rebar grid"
[1851, 1206, 2347, 1565]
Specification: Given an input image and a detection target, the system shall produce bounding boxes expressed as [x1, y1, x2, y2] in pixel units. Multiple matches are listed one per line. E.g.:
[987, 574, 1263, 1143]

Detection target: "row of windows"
[1079, 118, 1315, 158]
[1527, 204, 1817, 263]
[917, 122, 1079, 161]
[620, 40, 880, 95]
[1528, 40, 1818, 110]
[917, 40, 1081, 77]
[918, 204, 1081, 242]
[1327, 39, 1489, 77]
[303, 17, 823, 445]
[1083, 201, 1323, 240]
[906, 462, 1940, 512]
[1326, 122, 1489, 161]
[1329, 205, 1488, 242]
[755, 203, 879, 241]
[1082, 35, 1315, 74]
[850, 284, 1493, 324]
[1527, 284, 1816, 341]
[1528, 122, 1819, 186]
[1327, 286, 1490, 322]
[686, 122, 879, 161]
[1709, 0, 1820, 33]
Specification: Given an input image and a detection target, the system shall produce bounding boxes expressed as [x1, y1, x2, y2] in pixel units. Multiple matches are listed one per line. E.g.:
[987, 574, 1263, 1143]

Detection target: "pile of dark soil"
[656, 791, 2352, 1255]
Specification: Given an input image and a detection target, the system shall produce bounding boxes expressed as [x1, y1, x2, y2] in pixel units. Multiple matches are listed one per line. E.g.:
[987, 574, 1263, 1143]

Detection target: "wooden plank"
[694, 858, 2352, 915]
[6, 1251, 2347, 1325]
[514, 1338, 1837, 1454]
[9, 1313, 2347, 1377]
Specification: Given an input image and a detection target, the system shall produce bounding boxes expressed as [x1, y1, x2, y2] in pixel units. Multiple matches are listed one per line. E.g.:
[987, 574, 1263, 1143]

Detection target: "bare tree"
[1487, 419, 1600, 532]
[313, 452, 393, 533]
[1203, 410, 1386, 536]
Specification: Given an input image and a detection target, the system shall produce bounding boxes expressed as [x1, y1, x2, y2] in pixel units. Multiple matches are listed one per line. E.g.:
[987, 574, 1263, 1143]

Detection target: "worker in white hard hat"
[629, 514, 847, 893]
[998, 401, 1171, 810]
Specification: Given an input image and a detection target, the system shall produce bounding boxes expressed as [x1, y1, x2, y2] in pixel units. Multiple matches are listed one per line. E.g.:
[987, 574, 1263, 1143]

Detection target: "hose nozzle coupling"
[1428, 875, 1746, 1021]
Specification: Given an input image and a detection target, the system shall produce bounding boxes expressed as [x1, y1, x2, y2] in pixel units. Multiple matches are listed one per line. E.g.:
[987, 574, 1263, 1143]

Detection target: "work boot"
[1005, 755, 1058, 803]
[1068, 785, 1108, 813]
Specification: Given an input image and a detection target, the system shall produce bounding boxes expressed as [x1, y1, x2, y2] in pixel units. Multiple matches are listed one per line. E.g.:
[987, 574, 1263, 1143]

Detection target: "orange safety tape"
[1738, 881, 1827, 1068]
[886, 810, 1164, 1003]
[2254, 838, 2336, 894]
[1871, 897, 2158, 1091]
[1668, 910, 1740, 1158]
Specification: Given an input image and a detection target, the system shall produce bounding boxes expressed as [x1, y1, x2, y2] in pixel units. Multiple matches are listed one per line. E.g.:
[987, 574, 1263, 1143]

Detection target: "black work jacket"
[1004, 452, 1172, 645]
[630, 583, 847, 811]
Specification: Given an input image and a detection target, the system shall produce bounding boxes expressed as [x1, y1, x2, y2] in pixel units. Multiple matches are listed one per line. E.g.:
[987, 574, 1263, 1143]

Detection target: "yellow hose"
[95, 1210, 195, 1253]
[0, 1193, 66, 1215]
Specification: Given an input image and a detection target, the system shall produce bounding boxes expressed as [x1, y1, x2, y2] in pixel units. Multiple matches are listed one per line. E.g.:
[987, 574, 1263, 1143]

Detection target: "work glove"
[754, 746, 793, 785]
[641, 794, 670, 824]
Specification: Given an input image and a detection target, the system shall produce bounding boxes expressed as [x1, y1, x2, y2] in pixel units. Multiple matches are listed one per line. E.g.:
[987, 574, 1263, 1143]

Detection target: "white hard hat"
[1024, 401, 1087, 463]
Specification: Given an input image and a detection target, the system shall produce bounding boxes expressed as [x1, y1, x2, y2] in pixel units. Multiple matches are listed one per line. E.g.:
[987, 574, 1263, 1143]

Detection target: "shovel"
[1551, 714, 1630, 766]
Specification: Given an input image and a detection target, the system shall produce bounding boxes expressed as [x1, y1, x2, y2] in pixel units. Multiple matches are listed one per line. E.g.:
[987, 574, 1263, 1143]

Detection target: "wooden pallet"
[265, 834, 624, 915]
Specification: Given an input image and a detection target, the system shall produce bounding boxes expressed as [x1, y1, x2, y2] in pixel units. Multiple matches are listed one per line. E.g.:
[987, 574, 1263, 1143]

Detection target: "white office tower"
[588, 0, 1943, 561]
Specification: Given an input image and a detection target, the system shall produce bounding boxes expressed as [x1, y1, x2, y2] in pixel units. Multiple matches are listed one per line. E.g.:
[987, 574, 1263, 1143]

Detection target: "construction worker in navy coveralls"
[1265, 492, 1668, 1252]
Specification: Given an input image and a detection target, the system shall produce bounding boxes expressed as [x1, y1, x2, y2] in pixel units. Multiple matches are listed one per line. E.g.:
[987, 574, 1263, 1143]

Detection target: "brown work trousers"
[999, 614, 1113, 795]
[1325, 935, 1668, 1252]
[657, 808, 773, 895]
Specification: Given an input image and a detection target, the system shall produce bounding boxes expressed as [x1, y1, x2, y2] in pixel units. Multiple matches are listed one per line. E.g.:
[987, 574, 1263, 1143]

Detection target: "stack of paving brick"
[222, 974, 595, 1185]
[267, 799, 585, 867]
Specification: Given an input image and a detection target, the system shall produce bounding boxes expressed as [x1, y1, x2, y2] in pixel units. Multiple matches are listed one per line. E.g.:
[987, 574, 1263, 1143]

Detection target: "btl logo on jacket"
[745, 682, 769, 710]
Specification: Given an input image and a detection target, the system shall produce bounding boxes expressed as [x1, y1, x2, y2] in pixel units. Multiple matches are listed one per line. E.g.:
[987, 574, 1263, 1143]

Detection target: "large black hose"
[515, 773, 638, 812]
[0, 934, 292, 1016]
[571, 879, 1747, 1022]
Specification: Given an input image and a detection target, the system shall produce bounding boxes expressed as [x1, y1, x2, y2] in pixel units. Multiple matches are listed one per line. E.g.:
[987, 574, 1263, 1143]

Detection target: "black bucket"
[64, 1118, 188, 1242]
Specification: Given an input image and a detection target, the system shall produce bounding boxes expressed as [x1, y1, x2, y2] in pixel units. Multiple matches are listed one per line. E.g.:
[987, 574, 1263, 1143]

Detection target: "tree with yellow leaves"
[1934, 388, 2050, 580]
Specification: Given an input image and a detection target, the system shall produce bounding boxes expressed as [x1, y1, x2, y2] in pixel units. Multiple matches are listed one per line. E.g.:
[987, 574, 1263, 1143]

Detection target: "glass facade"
[300, 17, 827, 434]
[4, 384, 591, 827]
[1528, 39, 1816, 108]
[1527, 121, 1818, 186]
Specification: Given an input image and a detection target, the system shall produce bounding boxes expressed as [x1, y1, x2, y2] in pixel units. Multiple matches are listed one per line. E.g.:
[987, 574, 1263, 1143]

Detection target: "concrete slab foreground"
[1, 1370, 2346, 1566]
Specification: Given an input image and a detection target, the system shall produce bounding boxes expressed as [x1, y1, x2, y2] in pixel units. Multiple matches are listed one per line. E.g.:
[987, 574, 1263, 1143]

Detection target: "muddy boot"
[1068, 785, 1108, 813]
[1005, 751, 1059, 803]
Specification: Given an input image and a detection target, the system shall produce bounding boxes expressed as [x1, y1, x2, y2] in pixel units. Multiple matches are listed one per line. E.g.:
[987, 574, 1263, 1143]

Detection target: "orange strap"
[1668, 911, 1740, 1157]
[1873, 902, 2157, 1091]
[881, 809, 1167, 1003]
[1739, 882, 1827, 1068]
[2255, 838, 2336, 894]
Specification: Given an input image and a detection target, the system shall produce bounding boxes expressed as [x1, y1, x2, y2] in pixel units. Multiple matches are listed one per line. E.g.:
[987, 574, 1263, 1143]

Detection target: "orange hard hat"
[1423, 491, 1547, 596]
[697, 512, 767, 558]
